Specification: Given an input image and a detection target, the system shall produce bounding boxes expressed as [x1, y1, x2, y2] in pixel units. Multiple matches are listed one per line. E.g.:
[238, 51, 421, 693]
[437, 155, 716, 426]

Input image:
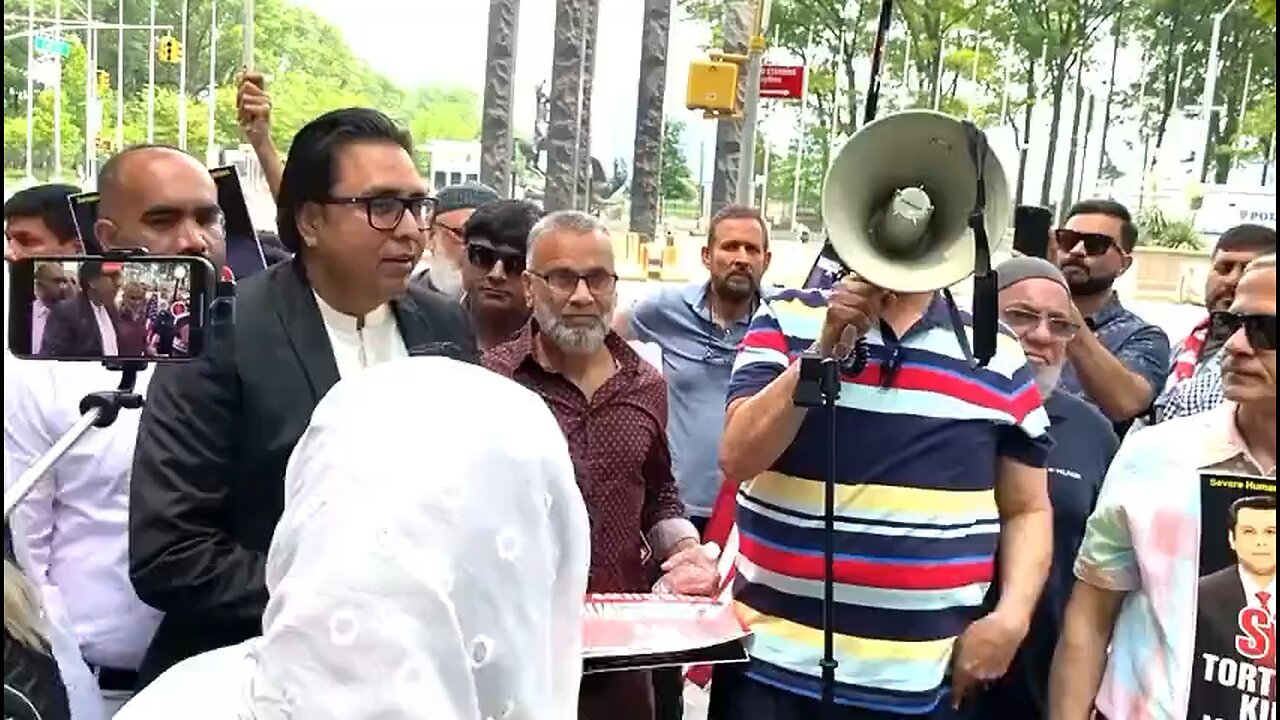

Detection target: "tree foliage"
[3, 0, 479, 181]
[661, 118, 696, 200]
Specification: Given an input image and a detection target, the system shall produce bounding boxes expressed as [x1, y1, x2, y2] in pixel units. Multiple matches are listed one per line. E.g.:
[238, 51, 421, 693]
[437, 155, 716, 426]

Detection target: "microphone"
[872, 187, 934, 256]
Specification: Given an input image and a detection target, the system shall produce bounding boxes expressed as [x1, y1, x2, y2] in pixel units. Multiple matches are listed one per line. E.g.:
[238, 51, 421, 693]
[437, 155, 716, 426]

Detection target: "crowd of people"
[0, 71, 1275, 720]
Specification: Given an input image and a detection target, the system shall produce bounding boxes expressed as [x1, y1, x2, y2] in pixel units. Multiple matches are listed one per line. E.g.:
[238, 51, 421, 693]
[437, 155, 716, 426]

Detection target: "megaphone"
[822, 110, 1011, 293]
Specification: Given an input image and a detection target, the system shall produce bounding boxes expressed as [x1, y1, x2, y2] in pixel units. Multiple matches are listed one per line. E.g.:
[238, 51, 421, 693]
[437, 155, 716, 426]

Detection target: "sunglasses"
[1211, 311, 1278, 351]
[1055, 229, 1117, 257]
[466, 244, 525, 275]
[1001, 307, 1081, 341]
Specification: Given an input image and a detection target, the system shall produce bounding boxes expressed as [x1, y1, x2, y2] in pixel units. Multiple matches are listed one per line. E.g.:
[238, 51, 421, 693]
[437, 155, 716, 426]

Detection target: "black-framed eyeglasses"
[320, 195, 436, 232]
[530, 268, 618, 295]
[1055, 229, 1118, 257]
[466, 243, 525, 275]
[1211, 311, 1278, 351]
[1001, 307, 1081, 341]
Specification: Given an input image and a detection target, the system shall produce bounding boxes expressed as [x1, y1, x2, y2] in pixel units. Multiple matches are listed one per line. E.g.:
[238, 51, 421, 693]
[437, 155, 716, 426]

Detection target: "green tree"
[660, 118, 696, 200]
[4, 0, 480, 182]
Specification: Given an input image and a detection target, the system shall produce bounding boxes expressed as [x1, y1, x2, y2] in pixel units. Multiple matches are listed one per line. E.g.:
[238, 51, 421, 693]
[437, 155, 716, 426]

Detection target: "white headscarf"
[117, 356, 590, 720]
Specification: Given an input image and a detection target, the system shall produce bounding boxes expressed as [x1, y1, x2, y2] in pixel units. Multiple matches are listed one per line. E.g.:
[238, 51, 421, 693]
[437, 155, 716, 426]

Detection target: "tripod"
[3, 362, 146, 520]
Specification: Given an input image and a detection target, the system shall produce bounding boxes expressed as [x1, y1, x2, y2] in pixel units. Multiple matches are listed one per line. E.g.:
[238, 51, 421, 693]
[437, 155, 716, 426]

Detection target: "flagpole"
[53, 0, 62, 179]
[177, 0, 188, 150]
[84, 0, 95, 178]
[206, 0, 218, 165]
[116, 0, 124, 152]
[24, 0, 35, 181]
[147, 0, 156, 142]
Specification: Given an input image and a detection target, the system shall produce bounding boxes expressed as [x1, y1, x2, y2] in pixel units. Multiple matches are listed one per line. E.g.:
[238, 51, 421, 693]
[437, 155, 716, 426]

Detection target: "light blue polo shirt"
[628, 282, 758, 517]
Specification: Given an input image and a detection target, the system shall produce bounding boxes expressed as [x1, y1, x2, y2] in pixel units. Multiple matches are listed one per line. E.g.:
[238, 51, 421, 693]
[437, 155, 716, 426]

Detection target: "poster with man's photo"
[1188, 471, 1276, 720]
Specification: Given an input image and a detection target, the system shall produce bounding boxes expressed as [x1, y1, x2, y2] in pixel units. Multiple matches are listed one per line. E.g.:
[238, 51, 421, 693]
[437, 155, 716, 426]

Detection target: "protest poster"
[1187, 471, 1276, 720]
[582, 593, 749, 673]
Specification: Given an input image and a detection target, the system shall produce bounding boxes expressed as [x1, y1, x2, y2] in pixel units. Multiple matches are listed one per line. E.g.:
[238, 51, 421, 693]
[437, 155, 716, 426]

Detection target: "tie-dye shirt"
[1073, 402, 1275, 720]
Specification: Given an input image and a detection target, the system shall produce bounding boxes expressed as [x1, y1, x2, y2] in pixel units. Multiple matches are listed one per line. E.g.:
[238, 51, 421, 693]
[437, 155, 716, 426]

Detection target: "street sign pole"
[735, 0, 770, 206]
[206, 0, 217, 166]
[116, 0, 124, 152]
[84, 0, 95, 180]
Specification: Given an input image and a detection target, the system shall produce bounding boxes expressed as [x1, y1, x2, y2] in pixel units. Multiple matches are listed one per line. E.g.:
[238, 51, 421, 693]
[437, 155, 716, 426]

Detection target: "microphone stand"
[3, 361, 146, 520]
[793, 0, 896, 716]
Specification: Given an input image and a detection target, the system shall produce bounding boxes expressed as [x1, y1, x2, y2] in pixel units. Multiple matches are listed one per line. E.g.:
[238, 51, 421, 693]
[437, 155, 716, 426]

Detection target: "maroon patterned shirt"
[483, 324, 685, 594]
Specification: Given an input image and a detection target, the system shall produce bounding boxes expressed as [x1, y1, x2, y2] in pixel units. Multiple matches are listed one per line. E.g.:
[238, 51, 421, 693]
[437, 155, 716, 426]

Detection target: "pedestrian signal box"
[158, 36, 182, 64]
[686, 57, 742, 117]
[96, 69, 110, 95]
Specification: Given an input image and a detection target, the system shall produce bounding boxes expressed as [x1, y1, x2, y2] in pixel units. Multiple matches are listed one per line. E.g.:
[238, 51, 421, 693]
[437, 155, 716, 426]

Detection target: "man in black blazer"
[128, 108, 476, 686]
[39, 261, 123, 358]
[1189, 495, 1276, 713]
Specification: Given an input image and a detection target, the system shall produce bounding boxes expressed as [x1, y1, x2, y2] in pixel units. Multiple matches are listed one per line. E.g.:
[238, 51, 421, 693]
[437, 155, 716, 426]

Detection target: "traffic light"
[157, 36, 182, 64]
[96, 68, 110, 95]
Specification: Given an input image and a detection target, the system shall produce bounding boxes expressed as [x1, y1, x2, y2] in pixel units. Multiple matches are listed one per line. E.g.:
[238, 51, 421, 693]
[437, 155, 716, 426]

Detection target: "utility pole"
[734, 0, 770, 206]
[789, 29, 811, 228]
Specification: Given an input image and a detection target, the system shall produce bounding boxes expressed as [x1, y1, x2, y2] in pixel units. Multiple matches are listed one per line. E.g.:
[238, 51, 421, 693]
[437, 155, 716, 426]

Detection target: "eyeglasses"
[467, 244, 525, 275]
[529, 268, 618, 296]
[320, 195, 436, 232]
[1001, 307, 1082, 341]
[1055, 229, 1118, 257]
[1211, 311, 1278, 351]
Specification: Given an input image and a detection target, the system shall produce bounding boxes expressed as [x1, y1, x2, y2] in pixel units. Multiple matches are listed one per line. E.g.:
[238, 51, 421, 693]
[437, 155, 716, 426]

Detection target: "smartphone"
[1012, 205, 1054, 259]
[8, 254, 216, 362]
[210, 166, 268, 279]
[68, 191, 102, 253]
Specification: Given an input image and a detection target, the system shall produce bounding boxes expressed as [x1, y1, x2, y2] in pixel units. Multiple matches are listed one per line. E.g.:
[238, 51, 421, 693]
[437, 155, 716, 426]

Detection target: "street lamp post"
[735, 0, 771, 206]
[1196, 0, 1238, 182]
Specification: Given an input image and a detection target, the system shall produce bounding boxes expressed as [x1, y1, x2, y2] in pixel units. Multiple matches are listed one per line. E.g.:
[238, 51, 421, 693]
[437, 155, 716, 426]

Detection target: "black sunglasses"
[466, 244, 525, 275]
[1055, 229, 1117, 257]
[1211, 311, 1278, 351]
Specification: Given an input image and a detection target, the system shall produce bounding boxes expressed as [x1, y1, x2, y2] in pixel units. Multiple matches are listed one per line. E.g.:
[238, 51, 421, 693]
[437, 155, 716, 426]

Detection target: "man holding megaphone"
[717, 262, 1054, 717]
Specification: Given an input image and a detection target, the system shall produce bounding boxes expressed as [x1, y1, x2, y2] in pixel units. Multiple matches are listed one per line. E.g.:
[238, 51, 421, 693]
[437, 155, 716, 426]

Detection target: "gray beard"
[1034, 363, 1064, 399]
[426, 254, 465, 300]
[533, 302, 610, 355]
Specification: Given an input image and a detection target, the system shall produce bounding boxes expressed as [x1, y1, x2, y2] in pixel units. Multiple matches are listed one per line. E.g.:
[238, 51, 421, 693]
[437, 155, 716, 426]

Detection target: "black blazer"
[1188, 566, 1250, 715]
[129, 259, 476, 686]
[39, 296, 120, 358]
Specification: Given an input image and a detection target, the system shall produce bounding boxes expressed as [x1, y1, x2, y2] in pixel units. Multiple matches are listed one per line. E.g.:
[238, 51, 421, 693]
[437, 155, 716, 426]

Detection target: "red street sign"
[759, 64, 805, 100]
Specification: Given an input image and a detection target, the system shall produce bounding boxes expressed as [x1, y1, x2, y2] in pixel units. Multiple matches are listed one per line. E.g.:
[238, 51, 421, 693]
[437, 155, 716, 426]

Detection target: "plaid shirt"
[1153, 346, 1225, 423]
[1074, 402, 1275, 720]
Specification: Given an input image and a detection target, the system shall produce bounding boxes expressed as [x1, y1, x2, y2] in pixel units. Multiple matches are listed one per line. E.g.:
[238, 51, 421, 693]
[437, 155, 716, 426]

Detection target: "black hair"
[275, 108, 415, 253]
[707, 204, 769, 249]
[77, 260, 104, 288]
[1214, 223, 1277, 256]
[1065, 199, 1139, 252]
[463, 199, 544, 252]
[1228, 495, 1277, 532]
[2, 183, 82, 243]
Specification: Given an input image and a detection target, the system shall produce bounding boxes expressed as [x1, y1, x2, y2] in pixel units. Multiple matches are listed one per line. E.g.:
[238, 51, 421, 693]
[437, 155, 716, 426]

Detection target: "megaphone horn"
[821, 110, 1011, 294]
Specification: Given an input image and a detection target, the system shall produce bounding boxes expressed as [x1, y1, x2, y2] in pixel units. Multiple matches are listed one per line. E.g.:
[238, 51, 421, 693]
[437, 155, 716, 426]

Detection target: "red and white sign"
[759, 64, 806, 100]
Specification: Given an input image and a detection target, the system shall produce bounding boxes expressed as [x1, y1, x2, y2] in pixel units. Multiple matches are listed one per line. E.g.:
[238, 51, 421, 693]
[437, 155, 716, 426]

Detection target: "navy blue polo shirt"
[971, 389, 1119, 719]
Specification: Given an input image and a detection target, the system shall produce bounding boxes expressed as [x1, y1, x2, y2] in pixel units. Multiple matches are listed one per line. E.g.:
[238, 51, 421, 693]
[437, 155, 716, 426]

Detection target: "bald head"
[93, 145, 226, 268]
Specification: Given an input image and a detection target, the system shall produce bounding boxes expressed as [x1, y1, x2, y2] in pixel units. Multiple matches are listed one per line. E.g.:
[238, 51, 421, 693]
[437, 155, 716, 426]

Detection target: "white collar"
[312, 291, 394, 334]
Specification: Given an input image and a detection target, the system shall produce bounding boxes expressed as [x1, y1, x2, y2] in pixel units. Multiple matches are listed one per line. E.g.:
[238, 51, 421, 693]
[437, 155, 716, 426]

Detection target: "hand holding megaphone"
[818, 276, 895, 358]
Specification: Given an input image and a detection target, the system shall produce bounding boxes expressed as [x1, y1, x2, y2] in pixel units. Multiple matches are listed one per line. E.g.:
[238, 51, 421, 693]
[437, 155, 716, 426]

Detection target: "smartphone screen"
[1013, 205, 1054, 260]
[8, 255, 215, 362]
